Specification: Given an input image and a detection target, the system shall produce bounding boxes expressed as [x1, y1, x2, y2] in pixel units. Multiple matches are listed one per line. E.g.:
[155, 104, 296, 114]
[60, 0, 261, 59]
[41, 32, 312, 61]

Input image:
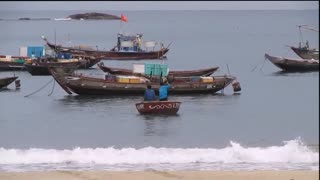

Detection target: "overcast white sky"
[0, 1, 318, 11]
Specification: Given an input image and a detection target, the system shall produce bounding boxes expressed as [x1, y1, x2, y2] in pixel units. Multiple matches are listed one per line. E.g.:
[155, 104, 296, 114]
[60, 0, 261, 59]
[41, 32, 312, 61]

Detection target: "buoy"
[167, 75, 174, 83]
[15, 79, 21, 89]
[232, 81, 241, 92]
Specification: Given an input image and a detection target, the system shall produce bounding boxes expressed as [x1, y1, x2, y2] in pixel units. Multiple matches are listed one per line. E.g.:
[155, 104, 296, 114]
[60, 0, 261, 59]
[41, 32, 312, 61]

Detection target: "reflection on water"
[140, 114, 181, 120]
[57, 95, 142, 109]
[56, 93, 242, 111]
[176, 94, 241, 107]
[55, 95, 143, 115]
[58, 93, 241, 103]
[0, 87, 20, 92]
[59, 94, 142, 104]
[142, 114, 182, 137]
[270, 71, 319, 77]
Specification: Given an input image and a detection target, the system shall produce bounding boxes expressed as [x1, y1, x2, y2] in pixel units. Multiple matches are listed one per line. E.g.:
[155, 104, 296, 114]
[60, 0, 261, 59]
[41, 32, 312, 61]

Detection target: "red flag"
[120, 14, 128, 22]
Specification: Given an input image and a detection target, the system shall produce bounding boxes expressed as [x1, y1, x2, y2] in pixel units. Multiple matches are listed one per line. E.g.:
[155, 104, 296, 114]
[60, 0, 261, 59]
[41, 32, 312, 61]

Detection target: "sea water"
[0, 10, 318, 171]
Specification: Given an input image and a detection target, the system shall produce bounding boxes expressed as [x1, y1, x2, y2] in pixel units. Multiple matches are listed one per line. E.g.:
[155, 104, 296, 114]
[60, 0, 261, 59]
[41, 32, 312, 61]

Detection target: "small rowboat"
[135, 101, 181, 114]
[0, 76, 18, 89]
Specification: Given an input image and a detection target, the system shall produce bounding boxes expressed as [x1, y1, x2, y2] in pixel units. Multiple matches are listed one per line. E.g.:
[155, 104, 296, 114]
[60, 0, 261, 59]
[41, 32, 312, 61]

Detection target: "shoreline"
[0, 170, 318, 180]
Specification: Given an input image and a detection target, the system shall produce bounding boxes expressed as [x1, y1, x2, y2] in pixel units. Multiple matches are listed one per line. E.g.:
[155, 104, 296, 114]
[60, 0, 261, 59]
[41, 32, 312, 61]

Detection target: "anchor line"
[24, 78, 54, 97]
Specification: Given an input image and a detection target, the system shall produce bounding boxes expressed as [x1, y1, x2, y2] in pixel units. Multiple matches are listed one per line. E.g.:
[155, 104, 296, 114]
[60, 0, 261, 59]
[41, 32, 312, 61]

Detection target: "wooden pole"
[54, 28, 57, 58]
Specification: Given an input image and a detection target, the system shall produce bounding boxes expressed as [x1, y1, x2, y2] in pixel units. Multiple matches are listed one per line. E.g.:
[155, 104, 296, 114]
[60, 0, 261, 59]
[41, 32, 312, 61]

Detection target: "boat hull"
[45, 41, 169, 60]
[265, 53, 319, 72]
[25, 62, 79, 76]
[97, 63, 219, 77]
[61, 48, 169, 60]
[0, 76, 18, 89]
[50, 71, 235, 96]
[0, 61, 25, 71]
[0, 55, 29, 71]
[136, 101, 181, 114]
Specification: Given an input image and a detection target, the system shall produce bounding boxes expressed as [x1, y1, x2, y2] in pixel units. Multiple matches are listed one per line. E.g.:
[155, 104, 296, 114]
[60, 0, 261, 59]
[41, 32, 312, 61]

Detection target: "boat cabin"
[115, 33, 143, 52]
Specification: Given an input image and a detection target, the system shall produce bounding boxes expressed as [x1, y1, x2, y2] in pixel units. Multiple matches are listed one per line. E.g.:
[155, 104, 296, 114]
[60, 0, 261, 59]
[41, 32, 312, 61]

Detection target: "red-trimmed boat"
[136, 101, 181, 114]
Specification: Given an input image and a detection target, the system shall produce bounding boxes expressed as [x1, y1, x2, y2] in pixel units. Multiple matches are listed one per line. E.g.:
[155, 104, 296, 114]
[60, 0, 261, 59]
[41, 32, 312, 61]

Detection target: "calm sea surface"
[0, 10, 319, 171]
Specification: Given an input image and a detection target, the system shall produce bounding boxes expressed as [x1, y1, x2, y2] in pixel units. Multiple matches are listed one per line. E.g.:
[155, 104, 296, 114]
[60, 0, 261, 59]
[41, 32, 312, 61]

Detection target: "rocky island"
[67, 12, 121, 20]
[19, 18, 31, 20]
[18, 17, 50, 20]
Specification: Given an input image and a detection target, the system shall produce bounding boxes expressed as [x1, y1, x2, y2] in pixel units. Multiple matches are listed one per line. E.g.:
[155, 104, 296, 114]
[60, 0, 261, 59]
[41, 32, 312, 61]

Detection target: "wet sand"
[0, 170, 318, 180]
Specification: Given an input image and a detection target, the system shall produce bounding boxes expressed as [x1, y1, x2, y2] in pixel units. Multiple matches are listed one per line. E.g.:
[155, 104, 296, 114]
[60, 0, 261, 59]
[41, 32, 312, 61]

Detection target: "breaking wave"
[0, 139, 318, 172]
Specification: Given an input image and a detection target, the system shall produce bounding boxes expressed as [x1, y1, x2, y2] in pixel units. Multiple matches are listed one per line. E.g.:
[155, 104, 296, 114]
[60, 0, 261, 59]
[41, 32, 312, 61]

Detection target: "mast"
[297, 25, 319, 47]
[54, 28, 57, 58]
[298, 25, 319, 32]
[298, 25, 305, 47]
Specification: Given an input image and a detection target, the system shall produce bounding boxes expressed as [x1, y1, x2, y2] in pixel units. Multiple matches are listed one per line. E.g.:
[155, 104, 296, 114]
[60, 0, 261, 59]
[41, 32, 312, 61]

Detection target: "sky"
[0, 1, 319, 11]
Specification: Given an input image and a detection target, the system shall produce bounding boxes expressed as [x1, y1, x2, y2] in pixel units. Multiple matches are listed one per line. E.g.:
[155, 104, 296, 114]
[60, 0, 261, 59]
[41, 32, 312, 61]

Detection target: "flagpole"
[119, 14, 123, 34]
[119, 13, 127, 34]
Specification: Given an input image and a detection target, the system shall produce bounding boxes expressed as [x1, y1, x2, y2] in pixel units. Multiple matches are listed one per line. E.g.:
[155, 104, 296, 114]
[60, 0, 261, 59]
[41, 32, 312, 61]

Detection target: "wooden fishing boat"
[264, 53, 319, 72]
[0, 76, 18, 89]
[50, 68, 236, 96]
[25, 61, 81, 76]
[0, 55, 30, 71]
[97, 63, 219, 77]
[136, 101, 181, 114]
[290, 46, 319, 60]
[0, 61, 25, 71]
[290, 25, 319, 60]
[0, 54, 99, 71]
[24, 55, 100, 76]
[42, 34, 170, 60]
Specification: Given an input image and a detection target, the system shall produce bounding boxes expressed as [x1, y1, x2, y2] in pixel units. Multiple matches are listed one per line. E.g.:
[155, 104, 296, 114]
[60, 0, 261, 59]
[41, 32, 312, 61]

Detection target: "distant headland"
[0, 12, 121, 21]
[18, 17, 50, 20]
[67, 12, 121, 20]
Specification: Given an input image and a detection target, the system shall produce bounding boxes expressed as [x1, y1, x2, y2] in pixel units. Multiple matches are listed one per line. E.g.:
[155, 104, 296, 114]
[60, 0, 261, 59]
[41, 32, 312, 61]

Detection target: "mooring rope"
[221, 80, 225, 95]
[259, 58, 267, 71]
[24, 78, 54, 97]
[284, 46, 291, 56]
[48, 78, 56, 96]
[251, 57, 267, 72]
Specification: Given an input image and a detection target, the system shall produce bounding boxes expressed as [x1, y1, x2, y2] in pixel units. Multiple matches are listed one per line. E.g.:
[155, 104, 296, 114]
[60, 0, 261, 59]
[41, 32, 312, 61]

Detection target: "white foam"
[0, 139, 318, 171]
[54, 17, 72, 21]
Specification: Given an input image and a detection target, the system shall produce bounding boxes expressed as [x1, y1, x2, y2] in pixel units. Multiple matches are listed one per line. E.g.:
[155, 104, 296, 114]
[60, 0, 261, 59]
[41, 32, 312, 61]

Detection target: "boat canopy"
[121, 41, 134, 47]
[118, 33, 142, 41]
[144, 41, 157, 48]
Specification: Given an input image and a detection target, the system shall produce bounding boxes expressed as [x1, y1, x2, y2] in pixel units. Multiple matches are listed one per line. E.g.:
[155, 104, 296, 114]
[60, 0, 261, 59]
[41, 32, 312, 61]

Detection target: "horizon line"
[0, 9, 318, 11]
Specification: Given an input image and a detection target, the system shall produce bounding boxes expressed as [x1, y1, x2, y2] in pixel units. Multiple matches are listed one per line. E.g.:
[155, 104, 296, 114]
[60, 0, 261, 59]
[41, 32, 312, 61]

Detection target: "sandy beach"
[0, 170, 318, 180]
